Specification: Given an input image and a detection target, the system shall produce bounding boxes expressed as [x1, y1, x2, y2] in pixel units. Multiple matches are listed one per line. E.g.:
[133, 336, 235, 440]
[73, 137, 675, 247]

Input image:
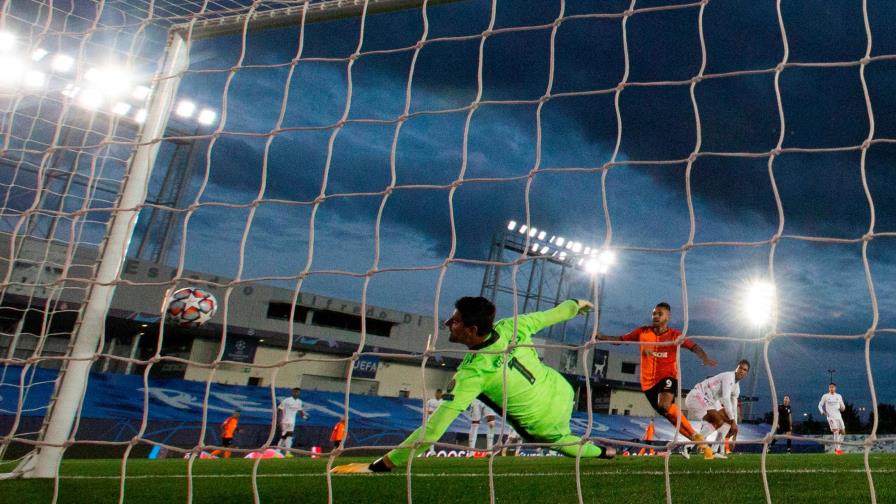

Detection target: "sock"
[486, 425, 495, 450]
[786, 438, 792, 451]
[224, 450, 231, 459]
[664, 404, 696, 439]
[469, 423, 480, 449]
[284, 435, 293, 451]
[715, 424, 730, 453]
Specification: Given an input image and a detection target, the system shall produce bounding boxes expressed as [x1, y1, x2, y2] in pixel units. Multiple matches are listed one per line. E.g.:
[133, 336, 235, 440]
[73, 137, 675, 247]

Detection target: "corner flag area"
[3, 454, 894, 503]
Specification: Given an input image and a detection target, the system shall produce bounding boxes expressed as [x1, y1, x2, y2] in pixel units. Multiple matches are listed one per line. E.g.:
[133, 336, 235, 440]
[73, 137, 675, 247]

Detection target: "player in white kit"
[425, 389, 444, 416]
[467, 398, 497, 450]
[818, 383, 846, 455]
[278, 387, 309, 457]
[684, 360, 750, 460]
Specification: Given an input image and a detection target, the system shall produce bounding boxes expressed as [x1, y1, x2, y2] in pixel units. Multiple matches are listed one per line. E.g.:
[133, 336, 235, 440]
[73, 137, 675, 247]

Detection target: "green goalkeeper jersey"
[386, 300, 587, 466]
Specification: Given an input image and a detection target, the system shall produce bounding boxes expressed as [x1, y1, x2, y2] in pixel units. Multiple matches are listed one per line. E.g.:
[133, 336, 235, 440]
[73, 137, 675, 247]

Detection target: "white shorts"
[281, 421, 295, 433]
[827, 417, 844, 431]
[685, 390, 719, 420]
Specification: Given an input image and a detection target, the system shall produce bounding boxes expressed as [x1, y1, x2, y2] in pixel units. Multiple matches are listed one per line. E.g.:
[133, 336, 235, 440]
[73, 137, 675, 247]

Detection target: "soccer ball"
[166, 287, 217, 328]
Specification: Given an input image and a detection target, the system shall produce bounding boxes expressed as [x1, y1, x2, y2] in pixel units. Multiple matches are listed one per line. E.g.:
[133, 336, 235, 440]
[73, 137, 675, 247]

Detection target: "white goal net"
[0, 0, 894, 502]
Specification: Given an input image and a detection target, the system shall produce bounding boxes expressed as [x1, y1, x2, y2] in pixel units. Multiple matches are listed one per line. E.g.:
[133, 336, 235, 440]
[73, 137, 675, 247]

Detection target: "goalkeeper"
[332, 297, 615, 473]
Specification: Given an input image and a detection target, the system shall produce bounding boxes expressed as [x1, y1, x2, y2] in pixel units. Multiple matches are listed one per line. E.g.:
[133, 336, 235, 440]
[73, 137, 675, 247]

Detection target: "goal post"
[11, 31, 190, 479]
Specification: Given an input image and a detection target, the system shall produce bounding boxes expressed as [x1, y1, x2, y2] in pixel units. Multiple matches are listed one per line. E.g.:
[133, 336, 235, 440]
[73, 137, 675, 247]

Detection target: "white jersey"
[278, 397, 305, 424]
[818, 393, 845, 420]
[425, 397, 442, 415]
[691, 371, 740, 421]
[468, 399, 495, 422]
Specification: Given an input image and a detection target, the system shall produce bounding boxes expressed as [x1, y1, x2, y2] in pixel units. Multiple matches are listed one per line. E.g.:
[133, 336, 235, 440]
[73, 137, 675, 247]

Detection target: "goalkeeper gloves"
[330, 457, 392, 474]
[575, 299, 593, 315]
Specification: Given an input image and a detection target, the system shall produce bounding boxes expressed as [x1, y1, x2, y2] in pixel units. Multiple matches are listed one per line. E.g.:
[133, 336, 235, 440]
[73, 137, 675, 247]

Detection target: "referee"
[772, 395, 793, 453]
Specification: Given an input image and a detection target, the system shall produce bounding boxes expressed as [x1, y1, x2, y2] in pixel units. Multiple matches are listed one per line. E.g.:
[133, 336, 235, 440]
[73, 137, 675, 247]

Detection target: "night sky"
[128, 0, 896, 419]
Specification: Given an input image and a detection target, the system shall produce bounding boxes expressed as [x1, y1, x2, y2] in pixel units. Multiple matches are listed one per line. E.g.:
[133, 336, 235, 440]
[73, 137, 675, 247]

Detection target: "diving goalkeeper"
[332, 297, 615, 473]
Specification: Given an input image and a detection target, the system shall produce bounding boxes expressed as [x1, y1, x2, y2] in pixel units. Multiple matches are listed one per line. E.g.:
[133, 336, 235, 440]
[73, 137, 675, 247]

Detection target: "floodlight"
[555, 237, 565, 247]
[518, 224, 528, 234]
[112, 102, 131, 115]
[572, 242, 582, 253]
[584, 247, 591, 255]
[0, 32, 14, 52]
[528, 227, 537, 237]
[578, 258, 584, 266]
[565, 241, 573, 250]
[537, 230, 546, 240]
[599, 250, 616, 266]
[548, 236, 556, 244]
[197, 108, 217, 125]
[507, 220, 517, 231]
[132, 85, 151, 100]
[31, 48, 48, 61]
[559, 251, 567, 260]
[531, 243, 539, 252]
[134, 108, 147, 124]
[743, 280, 776, 327]
[51, 54, 74, 72]
[175, 99, 196, 118]
[585, 259, 601, 274]
[61, 83, 79, 97]
[540, 245, 549, 254]
[0, 56, 24, 86]
[78, 88, 103, 109]
[23, 70, 45, 88]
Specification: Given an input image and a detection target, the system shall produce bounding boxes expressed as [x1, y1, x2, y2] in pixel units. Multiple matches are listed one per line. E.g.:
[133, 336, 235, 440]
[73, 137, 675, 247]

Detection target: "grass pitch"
[1, 453, 893, 503]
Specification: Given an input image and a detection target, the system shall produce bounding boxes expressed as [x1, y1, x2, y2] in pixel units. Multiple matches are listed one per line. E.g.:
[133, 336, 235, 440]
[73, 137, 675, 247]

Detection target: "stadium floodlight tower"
[741, 279, 776, 421]
[9, 0, 465, 481]
[481, 220, 604, 342]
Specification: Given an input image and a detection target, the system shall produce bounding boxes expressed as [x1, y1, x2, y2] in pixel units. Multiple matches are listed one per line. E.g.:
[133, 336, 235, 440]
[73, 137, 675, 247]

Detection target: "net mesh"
[0, 0, 894, 502]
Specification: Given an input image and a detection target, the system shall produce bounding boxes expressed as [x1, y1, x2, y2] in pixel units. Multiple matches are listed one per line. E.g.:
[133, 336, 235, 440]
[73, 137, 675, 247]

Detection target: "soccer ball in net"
[166, 287, 217, 328]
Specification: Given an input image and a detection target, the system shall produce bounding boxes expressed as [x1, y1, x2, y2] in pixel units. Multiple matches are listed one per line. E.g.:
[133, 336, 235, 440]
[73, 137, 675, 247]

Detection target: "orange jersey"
[644, 423, 655, 441]
[330, 420, 346, 442]
[622, 326, 695, 391]
[222, 416, 239, 438]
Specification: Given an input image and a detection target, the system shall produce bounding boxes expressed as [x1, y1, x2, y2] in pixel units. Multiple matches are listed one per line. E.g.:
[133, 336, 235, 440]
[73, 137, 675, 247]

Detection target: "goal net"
[0, 0, 893, 502]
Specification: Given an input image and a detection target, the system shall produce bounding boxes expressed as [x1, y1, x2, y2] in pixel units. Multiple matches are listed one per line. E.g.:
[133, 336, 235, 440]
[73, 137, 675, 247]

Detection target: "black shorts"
[644, 377, 678, 413]
[776, 424, 791, 434]
[222, 437, 233, 447]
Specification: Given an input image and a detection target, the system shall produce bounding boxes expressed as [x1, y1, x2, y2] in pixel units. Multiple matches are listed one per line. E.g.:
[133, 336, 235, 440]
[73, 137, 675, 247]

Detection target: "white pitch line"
[59, 467, 896, 480]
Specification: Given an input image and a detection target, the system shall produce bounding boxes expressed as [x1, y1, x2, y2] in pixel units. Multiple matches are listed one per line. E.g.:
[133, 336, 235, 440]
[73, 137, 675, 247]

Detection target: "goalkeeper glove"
[575, 299, 593, 315]
[330, 463, 372, 474]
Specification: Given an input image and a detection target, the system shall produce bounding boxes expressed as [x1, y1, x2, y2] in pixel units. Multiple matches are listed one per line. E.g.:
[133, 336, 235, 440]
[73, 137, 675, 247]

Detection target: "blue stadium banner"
[223, 336, 258, 363]
[352, 355, 379, 379]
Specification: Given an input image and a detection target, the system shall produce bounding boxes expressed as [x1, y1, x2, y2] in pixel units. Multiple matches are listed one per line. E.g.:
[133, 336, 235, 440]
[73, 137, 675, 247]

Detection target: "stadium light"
[537, 230, 546, 241]
[85, 66, 132, 97]
[78, 88, 103, 110]
[540, 245, 550, 254]
[555, 237, 565, 247]
[112, 102, 132, 115]
[61, 83, 79, 97]
[31, 48, 48, 61]
[0, 32, 15, 52]
[175, 99, 196, 118]
[51, 53, 75, 73]
[518, 224, 528, 234]
[531, 243, 539, 252]
[197, 108, 217, 125]
[744, 280, 776, 327]
[132, 85, 151, 100]
[528, 227, 538, 238]
[0, 56, 24, 87]
[134, 108, 148, 124]
[23, 70, 45, 89]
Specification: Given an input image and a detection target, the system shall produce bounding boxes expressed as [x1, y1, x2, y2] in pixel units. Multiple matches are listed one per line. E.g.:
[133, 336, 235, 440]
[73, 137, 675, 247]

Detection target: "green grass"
[1, 453, 894, 503]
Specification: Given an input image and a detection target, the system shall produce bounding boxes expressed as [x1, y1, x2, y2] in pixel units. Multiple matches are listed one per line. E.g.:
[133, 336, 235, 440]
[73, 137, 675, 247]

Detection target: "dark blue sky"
[139, 0, 896, 417]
